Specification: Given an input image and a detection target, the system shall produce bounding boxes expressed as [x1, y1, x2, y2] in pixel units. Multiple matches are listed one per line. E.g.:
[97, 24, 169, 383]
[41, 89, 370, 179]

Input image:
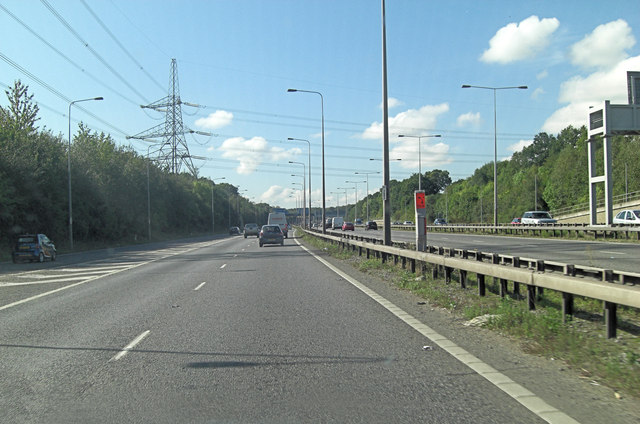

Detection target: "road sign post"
[415, 191, 426, 251]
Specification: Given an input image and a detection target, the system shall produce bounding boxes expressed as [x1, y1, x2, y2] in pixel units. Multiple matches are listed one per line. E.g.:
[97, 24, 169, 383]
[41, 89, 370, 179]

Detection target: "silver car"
[244, 223, 260, 238]
[259, 225, 284, 247]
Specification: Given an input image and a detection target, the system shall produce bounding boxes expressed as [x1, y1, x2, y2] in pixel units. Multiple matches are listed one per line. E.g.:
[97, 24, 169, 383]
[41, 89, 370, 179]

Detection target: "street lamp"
[330, 191, 342, 218]
[355, 171, 380, 222]
[68, 96, 103, 250]
[211, 177, 225, 234]
[345, 180, 366, 222]
[337, 186, 356, 220]
[146, 142, 162, 240]
[397, 134, 441, 191]
[287, 89, 325, 234]
[462, 84, 527, 225]
[288, 137, 311, 228]
[289, 161, 306, 228]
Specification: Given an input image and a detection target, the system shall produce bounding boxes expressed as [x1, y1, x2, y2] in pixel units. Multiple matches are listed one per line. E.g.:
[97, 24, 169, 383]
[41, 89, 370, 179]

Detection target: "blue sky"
[1, 0, 639, 209]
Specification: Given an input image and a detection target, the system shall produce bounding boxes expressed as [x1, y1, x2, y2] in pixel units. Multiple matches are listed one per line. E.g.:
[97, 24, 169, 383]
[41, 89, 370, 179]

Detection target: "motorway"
[340, 227, 640, 273]
[1, 234, 640, 423]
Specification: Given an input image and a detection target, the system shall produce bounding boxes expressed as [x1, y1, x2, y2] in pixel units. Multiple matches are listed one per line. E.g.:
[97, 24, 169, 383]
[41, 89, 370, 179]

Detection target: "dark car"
[229, 226, 241, 235]
[342, 222, 355, 231]
[434, 218, 448, 225]
[259, 224, 284, 247]
[365, 221, 378, 230]
[12, 233, 56, 263]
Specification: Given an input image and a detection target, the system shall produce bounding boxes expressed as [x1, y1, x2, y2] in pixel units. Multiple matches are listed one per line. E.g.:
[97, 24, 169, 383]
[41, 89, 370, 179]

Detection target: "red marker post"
[414, 191, 427, 251]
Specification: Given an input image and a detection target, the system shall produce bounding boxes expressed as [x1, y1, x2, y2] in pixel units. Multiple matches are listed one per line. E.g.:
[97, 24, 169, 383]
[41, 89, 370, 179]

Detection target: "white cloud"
[456, 112, 481, 127]
[260, 185, 297, 206]
[569, 20, 635, 70]
[481, 16, 559, 64]
[536, 70, 549, 80]
[219, 136, 301, 175]
[195, 110, 233, 129]
[392, 138, 451, 170]
[361, 103, 449, 140]
[531, 87, 545, 99]
[380, 97, 404, 109]
[542, 55, 640, 133]
[507, 139, 534, 153]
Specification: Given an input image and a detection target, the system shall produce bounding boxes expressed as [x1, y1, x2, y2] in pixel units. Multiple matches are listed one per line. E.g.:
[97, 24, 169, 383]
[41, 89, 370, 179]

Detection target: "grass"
[300, 231, 640, 399]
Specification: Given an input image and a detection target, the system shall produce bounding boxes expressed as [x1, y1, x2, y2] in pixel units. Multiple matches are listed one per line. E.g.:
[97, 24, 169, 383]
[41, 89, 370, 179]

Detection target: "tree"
[0, 80, 40, 135]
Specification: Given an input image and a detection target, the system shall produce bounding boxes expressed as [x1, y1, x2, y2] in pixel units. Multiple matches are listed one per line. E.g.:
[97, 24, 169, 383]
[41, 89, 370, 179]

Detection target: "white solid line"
[220, 264, 227, 269]
[109, 330, 150, 362]
[194, 282, 206, 291]
[294, 236, 580, 424]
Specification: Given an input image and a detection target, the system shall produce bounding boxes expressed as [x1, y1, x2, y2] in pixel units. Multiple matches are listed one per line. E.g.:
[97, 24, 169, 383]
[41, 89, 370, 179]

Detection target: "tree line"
[343, 128, 639, 224]
[0, 81, 268, 255]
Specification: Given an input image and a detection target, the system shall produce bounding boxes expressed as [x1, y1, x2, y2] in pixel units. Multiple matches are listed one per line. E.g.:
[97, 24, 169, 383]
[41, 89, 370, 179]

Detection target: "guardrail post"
[401, 256, 406, 269]
[478, 274, 485, 296]
[513, 257, 521, 297]
[444, 266, 451, 283]
[603, 269, 614, 283]
[500, 279, 508, 298]
[460, 270, 467, 288]
[366, 248, 370, 259]
[604, 301, 617, 339]
[527, 285, 536, 310]
[381, 252, 387, 263]
[432, 265, 438, 279]
[411, 259, 416, 274]
[562, 292, 574, 323]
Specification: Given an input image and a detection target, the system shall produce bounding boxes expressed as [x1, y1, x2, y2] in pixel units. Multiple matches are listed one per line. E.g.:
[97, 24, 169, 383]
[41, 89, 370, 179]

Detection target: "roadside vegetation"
[300, 231, 640, 399]
[0, 81, 270, 258]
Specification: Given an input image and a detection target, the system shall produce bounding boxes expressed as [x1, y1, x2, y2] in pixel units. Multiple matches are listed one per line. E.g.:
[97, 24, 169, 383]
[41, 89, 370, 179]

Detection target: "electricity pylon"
[128, 58, 207, 175]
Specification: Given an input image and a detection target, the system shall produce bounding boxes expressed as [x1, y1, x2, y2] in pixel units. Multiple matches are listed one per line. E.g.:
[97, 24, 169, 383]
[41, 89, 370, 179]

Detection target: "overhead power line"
[80, 0, 165, 94]
[39, 0, 151, 104]
[0, 3, 141, 108]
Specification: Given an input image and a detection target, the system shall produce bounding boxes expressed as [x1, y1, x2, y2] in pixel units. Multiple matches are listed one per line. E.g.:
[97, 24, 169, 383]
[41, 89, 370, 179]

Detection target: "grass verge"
[299, 231, 640, 399]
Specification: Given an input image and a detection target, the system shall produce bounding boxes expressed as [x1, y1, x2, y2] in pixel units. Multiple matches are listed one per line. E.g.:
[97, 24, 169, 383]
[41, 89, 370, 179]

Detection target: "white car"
[613, 210, 640, 225]
[521, 211, 557, 224]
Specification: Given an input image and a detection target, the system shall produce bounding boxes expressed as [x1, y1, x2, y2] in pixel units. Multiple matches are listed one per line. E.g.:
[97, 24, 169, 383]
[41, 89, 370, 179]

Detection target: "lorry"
[267, 212, 288, 238]
[331, 216, 344, 229]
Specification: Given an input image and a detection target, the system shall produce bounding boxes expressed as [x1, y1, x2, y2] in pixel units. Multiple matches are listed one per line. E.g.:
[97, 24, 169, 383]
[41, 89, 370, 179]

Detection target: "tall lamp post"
[287, 137, 311, 228]
[211, 177, 225, 234]
[462, 84, 527, 226]
[355, 171, 380, 222]
[289, 161, 306, 228]
[337, 186, 356, 220]
[397, 134, 441, 191]
[287, 89, 325, 234]
[330, 191, 342, 218]
[345, 180, 366, 222]
[68, 96, 103, 250]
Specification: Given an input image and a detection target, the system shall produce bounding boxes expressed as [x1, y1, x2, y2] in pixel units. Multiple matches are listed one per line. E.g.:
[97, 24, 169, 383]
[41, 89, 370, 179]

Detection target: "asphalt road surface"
[1, 234, 639, 423]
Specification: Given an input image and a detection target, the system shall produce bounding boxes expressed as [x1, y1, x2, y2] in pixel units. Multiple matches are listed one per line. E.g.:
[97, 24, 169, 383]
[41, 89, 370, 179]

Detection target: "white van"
[267, 212, 288, 238]
[331, 216, 344, 229]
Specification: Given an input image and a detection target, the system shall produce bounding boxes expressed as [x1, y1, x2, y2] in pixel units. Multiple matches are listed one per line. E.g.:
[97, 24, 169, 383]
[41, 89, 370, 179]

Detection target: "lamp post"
[337, 186, 356, 220]
[462, 84, 527, 225]
[289, 161, 306, 228]
[291, 183, 303, 225]
[397, 134, 441, 191]
[330, 191, 341, 218]
[68, 96, 103, 250]
[211, 177, 225, 234]
[345, 180, 366, 222]
[355, 171, 380, 222]
[287, 89, 325, 234]
[146, 143, 162, 240]
[287, 137, 311, 228]
[370, 158, 400, 223]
